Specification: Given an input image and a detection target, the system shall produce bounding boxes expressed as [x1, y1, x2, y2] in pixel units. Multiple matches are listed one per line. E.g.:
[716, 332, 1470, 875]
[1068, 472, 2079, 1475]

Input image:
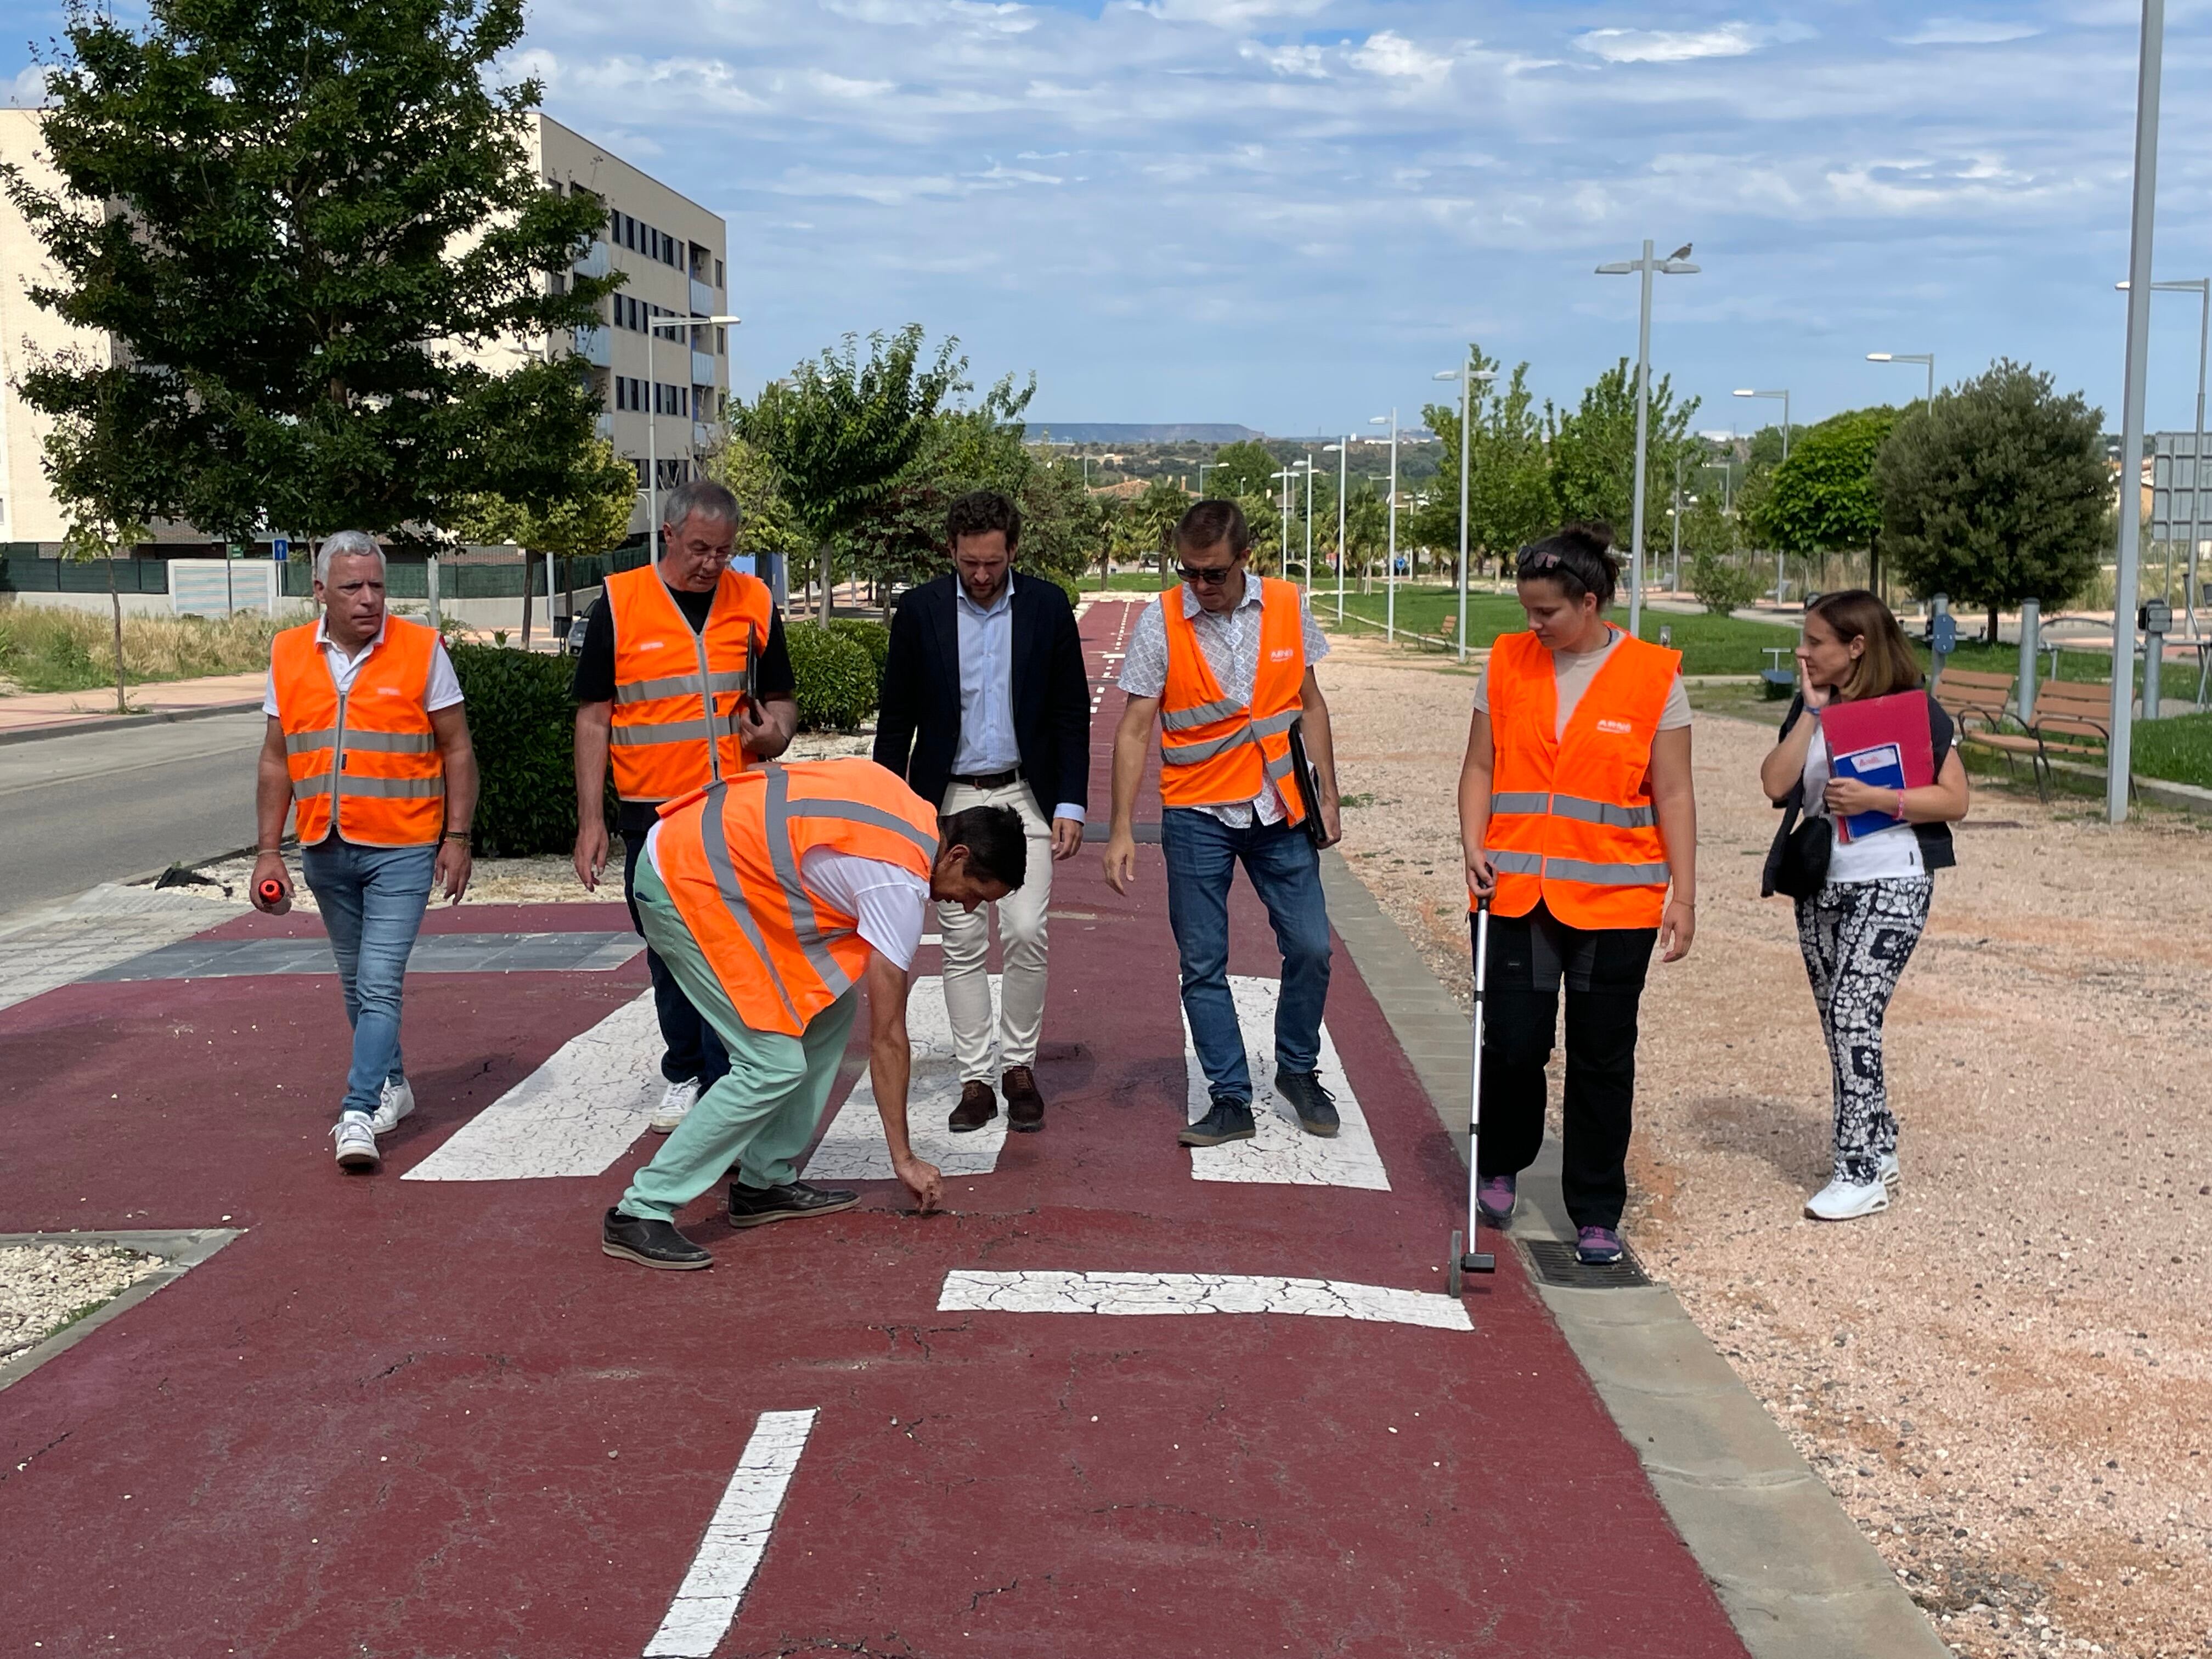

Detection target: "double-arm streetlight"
[1270, 463, 1305, 585]
[1322, 439, 1348, 619]
[1369, 410, 1400, 640]
[646, 312, 742, 562]
[1435, 362, 1496, 663]
[2118, 278, 2209, 637]
[1597, 240, 1699, 637]
[1866, 351, 1936, 405]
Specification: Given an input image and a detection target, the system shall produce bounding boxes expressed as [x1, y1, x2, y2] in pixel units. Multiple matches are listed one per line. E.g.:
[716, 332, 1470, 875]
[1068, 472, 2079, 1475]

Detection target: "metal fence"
[1, 539, 653, 602]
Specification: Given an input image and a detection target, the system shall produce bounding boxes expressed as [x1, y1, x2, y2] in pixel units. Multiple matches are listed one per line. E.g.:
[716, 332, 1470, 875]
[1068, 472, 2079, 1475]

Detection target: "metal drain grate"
[1521, 1238, 1652, 1288]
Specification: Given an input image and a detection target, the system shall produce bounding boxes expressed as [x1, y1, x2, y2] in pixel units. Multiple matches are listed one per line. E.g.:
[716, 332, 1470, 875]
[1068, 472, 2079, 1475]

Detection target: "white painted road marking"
[1184, 976, 1389, 1190]
[642, 1408, 817, 1658]
[404, 991, 661, 1181]
[938, 1270, 1470, 1331]
[803, 975, 1008, 1180]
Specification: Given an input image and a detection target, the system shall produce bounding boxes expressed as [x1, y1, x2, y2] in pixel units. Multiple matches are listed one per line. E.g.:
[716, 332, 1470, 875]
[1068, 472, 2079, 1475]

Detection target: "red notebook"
[1818, 690, 1934, 843]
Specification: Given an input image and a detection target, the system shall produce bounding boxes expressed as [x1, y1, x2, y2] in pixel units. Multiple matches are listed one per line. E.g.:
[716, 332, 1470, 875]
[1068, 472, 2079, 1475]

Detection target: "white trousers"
[938, 778, 1053, 1082]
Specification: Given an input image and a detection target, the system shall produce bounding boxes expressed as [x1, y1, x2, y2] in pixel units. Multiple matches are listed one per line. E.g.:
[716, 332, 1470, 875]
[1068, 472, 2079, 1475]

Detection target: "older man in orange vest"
[573, 477, 799, 1137]
[1103, 500, 1345, 1151]
[600, 759, 1030, 1269]
[252, 531, 479, 1173]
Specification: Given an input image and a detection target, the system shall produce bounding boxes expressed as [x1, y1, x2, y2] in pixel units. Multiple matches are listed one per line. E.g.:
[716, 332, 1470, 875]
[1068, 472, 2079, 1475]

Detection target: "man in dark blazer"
[873, 490, 1091, 1133]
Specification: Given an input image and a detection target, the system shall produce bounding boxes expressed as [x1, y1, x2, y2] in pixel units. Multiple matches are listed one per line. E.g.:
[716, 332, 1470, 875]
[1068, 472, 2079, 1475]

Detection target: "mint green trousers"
[618, 855, 860, 1223]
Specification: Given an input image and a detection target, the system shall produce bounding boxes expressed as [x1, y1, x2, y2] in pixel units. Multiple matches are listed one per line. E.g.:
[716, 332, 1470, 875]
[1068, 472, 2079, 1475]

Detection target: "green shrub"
[823, 617, 889, 682]
[785, 623, 876, 731]
[1690, 552, 1761, 617]
[448, 643, 582, 856]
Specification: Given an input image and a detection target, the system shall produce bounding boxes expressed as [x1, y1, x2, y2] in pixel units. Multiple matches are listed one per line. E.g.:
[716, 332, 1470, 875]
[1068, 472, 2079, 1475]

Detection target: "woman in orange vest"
[1456, 523, 1698, 1265]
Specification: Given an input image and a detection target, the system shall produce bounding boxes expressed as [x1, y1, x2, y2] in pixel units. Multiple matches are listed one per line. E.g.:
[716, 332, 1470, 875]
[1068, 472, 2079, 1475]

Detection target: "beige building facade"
[0, 109, 729, 549]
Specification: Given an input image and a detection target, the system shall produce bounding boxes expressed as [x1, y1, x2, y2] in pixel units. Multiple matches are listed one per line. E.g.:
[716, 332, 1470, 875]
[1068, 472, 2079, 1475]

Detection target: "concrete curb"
[0, 1228, 244, 1395]
[1961, 742, 2212, 818]
[1317, 851, 1948, 1659]
[0, 698, 264, 747]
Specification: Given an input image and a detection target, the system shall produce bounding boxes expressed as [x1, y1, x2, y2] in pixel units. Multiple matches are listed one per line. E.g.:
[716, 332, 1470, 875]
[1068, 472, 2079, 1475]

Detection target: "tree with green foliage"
[1417, 345, 1555, 573]
[1120, 479, 1190, 581]
[452, 437, 638, 645]
[3, 0, 616, 547]
[740, 326, 964, 618]
[1747, 407, 1898, 585]
[1875, 361, 2110, 642]
[1547, 359, 1701, 537]
[707, 435, 811, 572]
[41, 364, 167, 714]
[1206, 440, 1278, 499]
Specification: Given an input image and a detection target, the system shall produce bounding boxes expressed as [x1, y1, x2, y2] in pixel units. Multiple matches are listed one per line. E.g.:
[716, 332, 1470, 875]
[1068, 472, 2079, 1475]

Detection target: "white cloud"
[1892, 19, 2042, 45]
[7, 63, 55, 107]
[1350, 31, 1454, 83]
[1575, 24, 1765, 64]
[1243, 41, 1330, 79]
[1134, 0, 1331, 24]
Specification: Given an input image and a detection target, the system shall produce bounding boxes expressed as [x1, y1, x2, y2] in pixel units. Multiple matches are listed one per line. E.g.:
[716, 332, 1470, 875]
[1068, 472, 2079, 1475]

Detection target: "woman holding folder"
[1759, 591, 1970, 1222]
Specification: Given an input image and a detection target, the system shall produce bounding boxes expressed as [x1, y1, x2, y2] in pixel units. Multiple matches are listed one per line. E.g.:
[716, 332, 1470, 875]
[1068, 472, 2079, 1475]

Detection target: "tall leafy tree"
[706, 436, 810, 572]
[451, 437, 638, 644]
[1418, 345, 1555, 573]
[1206, 439, 1278, 499]
[1875, 360, 2109, 641]
[1547, 358, 1701, 533]
[1750, 405, 1898, 582]
[740, 325, 964, 618]
[1121, 479, 1190, 581]
[4, 0, 617, 545]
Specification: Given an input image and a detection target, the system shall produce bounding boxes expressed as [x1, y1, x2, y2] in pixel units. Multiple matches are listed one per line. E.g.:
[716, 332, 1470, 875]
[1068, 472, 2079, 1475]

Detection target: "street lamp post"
[1369, 412, 1399, 641]
[1671, 457, 1684, 594]
[1597, 240, 1700, 637]
[1271, 465, 1299, 584]
[1866, 351, 1936, 405]
[1435, 362, 1496, 664]
[2117, 278, 2209, 638]
[1302, 454, 1315, 599]
[1735, 387, 1793, 604]
[1323, 441, 1347, 620]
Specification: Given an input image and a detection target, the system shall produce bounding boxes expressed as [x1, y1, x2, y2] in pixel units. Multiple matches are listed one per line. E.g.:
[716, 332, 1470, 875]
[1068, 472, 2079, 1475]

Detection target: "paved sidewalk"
[1, 603, 1766, 1658]
[0, 669, 266, 741]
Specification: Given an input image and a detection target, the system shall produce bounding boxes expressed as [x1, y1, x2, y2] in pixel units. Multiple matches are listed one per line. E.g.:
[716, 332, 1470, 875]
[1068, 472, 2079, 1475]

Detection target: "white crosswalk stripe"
[1183, 975, 1389, 1189]
[803, 974, 1008, 1180]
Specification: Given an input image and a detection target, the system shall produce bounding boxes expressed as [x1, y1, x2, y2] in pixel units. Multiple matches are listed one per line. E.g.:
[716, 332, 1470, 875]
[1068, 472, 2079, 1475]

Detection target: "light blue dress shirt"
[950, 574, 1084, 822]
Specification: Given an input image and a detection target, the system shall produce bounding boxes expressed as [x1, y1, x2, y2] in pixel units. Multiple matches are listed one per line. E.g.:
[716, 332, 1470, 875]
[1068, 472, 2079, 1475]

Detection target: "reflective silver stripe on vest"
[1548, 793, 1657, 830]
[787, 801, 940, 861]
[1488, 791, 1550, 815]
[614, 670, 752, 706]
[701, 781, 802, 1029]
[1486, 849, 1544, 875]
[1543, 855, 1671, 887]
[284, 727, 338, 755]
[764, 766, 855, 1000]
[1250, 709, 1300, 738]
[334, 729, 436, 755]
[611, 718, 714, 747]
[334, 775, 445, 799]
[1161, 696, 1243, 731]
[1160, 727, 1249, 766]
[291, 778, 332, 801]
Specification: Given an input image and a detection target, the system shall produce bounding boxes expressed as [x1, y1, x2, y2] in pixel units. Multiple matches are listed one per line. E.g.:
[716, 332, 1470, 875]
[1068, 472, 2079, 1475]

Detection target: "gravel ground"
[0, 1243, 163, 1365]
[1318, 632, 2212, 1659]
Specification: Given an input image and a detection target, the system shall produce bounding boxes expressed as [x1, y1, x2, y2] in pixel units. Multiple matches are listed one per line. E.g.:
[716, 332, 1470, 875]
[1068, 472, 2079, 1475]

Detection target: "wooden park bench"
[1932, 667, 2016, 737]
[1958, 676, 2130, 803]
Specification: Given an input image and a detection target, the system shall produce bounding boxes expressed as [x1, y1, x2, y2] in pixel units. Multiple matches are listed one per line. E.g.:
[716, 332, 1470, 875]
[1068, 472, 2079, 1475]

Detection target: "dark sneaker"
[1476, 1174, 1517, 1224]
[948, 1079, 997, 1133]
[1002, 1066, 1045, 1133]
[1274, 1069, 1339, 1138]
[726, 1179, 860, 1230]
[601, 1207, 712, 1270]
[1576, 1225, 1624, 1266]
[1178, 1096, 1256, 1147]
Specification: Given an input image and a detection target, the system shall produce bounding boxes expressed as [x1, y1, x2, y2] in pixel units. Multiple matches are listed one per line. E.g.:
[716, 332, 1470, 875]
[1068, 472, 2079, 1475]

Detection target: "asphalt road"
[0, 712, 265, 922]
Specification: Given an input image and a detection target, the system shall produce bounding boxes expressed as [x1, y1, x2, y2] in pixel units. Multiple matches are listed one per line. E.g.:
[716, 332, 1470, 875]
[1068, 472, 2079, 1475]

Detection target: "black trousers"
[623, 831, 730, 1087]
[1475, 902, 1657, 1231]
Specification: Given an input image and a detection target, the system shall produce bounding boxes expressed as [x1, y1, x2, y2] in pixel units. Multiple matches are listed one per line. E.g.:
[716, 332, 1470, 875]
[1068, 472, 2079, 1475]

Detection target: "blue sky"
[11, 2, 2212, 436]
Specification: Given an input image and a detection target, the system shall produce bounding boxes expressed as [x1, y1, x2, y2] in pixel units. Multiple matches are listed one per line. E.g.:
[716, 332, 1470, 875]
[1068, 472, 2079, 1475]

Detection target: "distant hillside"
[1022, 422, 1263, 444]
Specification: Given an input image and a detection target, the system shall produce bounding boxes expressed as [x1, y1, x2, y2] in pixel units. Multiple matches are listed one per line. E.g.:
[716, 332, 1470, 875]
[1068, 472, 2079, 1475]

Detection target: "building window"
[714, 324, 726, 356]
[714, 258, 725, 290]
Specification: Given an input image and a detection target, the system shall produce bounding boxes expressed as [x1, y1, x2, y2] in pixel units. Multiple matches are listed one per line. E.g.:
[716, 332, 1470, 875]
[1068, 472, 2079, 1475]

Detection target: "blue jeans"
[623, 831, 730, 1087]
[1161, 808, 1333, 1104]
[301, 838, 436, 1120]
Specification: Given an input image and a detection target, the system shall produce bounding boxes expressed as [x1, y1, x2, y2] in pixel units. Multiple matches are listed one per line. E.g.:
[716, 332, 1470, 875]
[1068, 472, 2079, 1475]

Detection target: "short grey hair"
[662, 477, 741, 534]
[314, 531, 385, 583]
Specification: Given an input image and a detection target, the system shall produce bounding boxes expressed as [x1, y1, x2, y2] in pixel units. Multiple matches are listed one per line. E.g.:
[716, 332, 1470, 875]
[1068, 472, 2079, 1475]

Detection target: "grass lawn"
[0, 606, 281, 695]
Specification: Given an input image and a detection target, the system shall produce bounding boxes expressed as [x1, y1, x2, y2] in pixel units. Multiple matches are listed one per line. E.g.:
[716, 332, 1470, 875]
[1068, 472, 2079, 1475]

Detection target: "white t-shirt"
[262, 619, 463, 715]
[644, 831, 930, 973]
[1801, 727, 1923, 882]
[1472, 626, 1692, 737]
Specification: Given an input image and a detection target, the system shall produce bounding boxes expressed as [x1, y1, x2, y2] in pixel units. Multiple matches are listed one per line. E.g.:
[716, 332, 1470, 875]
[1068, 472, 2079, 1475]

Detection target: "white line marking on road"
[642, 1408, 817, 1658]
[803, 975, 1007, 1180]
[1184, 976, 1389, 1189]
[938, 1271, 1470, 1331]
[404, 991, 660, 1181]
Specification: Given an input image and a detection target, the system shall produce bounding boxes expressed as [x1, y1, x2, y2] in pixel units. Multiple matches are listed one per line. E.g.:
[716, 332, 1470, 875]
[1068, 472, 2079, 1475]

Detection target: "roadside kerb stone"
[0, 1229, 243, 1395]
[1318, 847, 1949, 1659]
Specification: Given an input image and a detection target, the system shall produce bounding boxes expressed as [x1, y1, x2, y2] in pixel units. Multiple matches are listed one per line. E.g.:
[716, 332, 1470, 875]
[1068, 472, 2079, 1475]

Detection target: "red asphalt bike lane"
[0, 598, 1748, 1659]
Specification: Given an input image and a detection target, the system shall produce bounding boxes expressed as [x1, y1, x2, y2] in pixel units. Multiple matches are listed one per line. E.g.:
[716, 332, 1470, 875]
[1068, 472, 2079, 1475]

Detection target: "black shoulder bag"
[1767, 696, 1830, 900]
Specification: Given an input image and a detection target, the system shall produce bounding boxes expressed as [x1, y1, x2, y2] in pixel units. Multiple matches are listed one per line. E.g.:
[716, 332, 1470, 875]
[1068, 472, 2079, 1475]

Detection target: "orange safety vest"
[606, 562, 775, 805]
[1481, 629, 1681, 929]
[652, 758, 940, 1037]
[1156, 578, 1308, 824]
[271, 616, 446, 848]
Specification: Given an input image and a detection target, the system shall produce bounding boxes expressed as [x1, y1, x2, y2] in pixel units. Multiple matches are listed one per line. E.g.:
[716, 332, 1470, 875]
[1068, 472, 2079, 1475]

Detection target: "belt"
[951, 768, 1022, 790]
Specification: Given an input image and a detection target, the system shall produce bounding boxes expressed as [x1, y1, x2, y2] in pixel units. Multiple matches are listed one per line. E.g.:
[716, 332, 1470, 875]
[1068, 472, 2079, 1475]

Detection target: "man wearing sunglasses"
[1103, 500, 1344, 1148]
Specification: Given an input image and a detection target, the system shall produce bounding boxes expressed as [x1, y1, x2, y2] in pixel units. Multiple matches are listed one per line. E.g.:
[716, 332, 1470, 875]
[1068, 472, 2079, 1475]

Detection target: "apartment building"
[0, 109, 729, 547]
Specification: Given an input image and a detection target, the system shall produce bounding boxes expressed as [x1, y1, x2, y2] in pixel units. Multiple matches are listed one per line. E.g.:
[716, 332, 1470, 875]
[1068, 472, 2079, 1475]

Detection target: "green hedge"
[448, 643, 580, 856]
[786, 623, 876, 731]
[825, 617, 890, 681]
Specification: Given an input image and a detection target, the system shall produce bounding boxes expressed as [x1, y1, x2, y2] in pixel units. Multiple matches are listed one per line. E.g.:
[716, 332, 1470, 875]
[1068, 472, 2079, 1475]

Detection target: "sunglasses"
[1177, 564, 1237, 586]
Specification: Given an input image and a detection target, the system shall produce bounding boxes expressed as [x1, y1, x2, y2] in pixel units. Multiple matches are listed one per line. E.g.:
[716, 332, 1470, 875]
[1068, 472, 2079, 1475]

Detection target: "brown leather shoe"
[949, 1079, 997, 1133]
[1002, 1066, 1045, 1133]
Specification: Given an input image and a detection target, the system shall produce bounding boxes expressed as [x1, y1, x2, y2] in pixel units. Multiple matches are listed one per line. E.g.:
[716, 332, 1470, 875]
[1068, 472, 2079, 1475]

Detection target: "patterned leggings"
[1793, 877, 1932, 1186]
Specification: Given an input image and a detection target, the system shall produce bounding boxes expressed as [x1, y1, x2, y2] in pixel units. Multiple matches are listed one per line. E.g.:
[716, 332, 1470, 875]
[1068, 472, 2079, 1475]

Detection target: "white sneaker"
[332, 1111, 381, 1172]
[370, 1077, 415, 1135]
[651, 1077, 702, 1134]
[1804, 1178, 1889, 1221]
[1878, 1153, 1900, 1189]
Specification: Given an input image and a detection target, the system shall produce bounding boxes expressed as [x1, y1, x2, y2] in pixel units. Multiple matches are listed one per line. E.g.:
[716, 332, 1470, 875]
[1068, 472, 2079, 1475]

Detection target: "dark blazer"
[872, 573, 1091, 816]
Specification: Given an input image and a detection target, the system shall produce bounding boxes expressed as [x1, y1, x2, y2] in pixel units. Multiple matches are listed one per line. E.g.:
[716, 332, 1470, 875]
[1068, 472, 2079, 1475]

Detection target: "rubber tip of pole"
[1460, 1252, 1497, 1274]
[257, 877, 284, 904]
